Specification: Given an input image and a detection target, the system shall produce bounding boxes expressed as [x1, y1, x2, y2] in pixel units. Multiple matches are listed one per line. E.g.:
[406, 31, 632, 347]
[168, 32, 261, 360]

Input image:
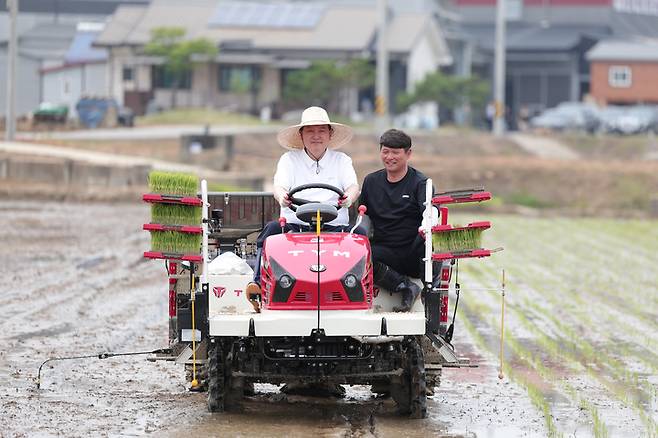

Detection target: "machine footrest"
[143, 193, 202, 206]
[144, 251, 202, 262]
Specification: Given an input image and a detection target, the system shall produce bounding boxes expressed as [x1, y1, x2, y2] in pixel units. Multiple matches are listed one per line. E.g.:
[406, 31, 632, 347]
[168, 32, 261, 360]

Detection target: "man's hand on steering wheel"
[337, 194, 350, 207]
[287, 183, 345, 211]
[273, 186, 293, 208]
[281, 193, 292, 208]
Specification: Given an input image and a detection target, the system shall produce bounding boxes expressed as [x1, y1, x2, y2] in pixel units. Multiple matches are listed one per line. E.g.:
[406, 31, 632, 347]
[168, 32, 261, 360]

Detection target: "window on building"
[122, 67, 134, 81]
[151, 66, 192, 89]
[218, 65, 261, 93]
[608, 65, 632, 88]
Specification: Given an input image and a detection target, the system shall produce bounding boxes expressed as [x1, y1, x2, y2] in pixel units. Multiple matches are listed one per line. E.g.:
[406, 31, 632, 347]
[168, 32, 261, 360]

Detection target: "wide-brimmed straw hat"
[276, 106, 353, 150]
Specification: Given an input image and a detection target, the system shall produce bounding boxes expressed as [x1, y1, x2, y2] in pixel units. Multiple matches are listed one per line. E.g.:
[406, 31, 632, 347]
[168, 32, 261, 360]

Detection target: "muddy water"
[0, 201, 546, 437]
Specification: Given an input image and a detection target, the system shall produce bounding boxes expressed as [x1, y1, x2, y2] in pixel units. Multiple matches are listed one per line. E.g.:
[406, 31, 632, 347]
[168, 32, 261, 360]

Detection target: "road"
[509, 133, 580, 160]
[17, 124, 281, 141]
[0, 200, 546, 437]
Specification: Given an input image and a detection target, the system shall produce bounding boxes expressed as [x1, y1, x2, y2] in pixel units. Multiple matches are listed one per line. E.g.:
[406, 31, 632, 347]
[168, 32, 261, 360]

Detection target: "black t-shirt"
[359, 166, 431, 247]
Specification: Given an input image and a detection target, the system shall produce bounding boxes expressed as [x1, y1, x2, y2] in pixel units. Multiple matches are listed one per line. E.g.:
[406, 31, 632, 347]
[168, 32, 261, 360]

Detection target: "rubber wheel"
[391, 336, 427, 418]
[207, 340, 227, 412]
[207, 340, 243, 412]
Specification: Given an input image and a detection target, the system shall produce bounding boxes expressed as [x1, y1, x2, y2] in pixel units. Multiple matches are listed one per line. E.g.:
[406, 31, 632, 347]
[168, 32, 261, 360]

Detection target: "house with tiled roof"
[94, 0, 452, 115]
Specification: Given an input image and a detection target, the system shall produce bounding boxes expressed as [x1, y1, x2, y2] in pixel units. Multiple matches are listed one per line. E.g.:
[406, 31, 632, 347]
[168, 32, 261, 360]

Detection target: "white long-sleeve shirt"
[273, 149, 358, 226]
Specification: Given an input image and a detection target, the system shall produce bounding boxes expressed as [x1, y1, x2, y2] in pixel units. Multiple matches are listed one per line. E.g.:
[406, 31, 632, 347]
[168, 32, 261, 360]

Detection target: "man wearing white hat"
[246, 106, 361, 299]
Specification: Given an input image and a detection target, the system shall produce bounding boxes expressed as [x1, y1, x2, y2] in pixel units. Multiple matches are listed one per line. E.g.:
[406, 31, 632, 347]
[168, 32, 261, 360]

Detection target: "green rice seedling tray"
[432, 221, 490, 256]
[150, 203, 202, 226]
[149, 229, 201, 254]
[148, 171, 198, 196]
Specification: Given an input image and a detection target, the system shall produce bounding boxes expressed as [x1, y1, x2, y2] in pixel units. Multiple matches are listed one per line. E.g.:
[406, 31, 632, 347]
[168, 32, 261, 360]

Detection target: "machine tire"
[391, 336, 427, 418]
[207, 340, 227, 412]
[207, 339, 243, 412]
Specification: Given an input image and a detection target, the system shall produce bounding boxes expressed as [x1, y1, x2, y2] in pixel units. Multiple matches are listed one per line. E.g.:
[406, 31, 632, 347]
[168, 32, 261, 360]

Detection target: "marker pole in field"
[493, 0, 506, 137]
[375, 0, 389, 133]
[498, 269, 506, 379]
[5, 0, 18, 141]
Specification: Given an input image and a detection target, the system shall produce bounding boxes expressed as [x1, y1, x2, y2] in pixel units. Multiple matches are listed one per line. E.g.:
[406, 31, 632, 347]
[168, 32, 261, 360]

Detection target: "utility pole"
[493, 0, 506, 136]
[5, 0, 18, 141]
[375, 0, 389, 134]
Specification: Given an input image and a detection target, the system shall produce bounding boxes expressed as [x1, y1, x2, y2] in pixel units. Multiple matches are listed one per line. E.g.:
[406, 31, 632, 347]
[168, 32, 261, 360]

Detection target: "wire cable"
[37, 348, 171, 389]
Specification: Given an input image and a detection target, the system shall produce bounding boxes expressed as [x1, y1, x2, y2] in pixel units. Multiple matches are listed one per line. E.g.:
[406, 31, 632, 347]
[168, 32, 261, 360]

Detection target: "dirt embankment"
[7, 130, 658, 217]
[233, 131, 658, 217]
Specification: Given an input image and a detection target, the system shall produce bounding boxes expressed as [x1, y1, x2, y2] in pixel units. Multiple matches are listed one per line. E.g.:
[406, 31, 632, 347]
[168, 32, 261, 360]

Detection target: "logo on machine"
[309, 264, 326, 272]
[212, 286, 243, 298]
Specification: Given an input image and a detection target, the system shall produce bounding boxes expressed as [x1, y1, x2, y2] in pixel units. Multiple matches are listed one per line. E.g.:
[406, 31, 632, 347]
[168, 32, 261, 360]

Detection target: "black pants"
[253, 220, 365, 283]
[371, 234, 425, 279]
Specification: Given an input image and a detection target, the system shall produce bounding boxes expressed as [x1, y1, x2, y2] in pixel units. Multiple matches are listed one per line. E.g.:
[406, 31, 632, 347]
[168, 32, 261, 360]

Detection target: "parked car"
[603, 106, 658, 135]
[530, 102, 600, 133]
[530, 108, 572, 132]
[597, 106, 626, 134]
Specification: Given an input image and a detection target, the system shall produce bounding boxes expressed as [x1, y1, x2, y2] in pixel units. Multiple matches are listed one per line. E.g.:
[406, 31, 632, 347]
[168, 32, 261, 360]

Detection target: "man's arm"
[337, 153, 360, 208]
[358, 175, 369, 209]
[273, 153, 293, 207]
[273, 185, 291, 207]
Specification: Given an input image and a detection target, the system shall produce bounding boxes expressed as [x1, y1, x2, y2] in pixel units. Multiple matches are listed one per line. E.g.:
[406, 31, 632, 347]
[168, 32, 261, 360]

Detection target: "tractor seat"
[296, 203, 338, 224]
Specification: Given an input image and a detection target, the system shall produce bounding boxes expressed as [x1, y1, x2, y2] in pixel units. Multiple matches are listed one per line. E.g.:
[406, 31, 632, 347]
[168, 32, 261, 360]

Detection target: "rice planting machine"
[143, 172, 499, 418]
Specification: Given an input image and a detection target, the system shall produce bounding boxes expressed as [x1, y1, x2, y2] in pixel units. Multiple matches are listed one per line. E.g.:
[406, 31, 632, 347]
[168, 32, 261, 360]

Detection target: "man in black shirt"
[359, 129, 434, 312]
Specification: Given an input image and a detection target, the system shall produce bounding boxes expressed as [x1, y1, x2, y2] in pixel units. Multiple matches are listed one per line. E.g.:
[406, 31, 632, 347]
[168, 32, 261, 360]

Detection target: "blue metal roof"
[65, 30, 107, 63]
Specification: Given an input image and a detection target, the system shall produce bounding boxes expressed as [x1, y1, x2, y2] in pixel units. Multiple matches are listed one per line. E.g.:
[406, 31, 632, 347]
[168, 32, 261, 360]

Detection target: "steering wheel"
[287, 183, 345, 212]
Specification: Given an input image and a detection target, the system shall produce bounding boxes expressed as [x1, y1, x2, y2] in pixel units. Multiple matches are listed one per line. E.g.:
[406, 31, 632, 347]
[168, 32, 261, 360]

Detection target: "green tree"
[397, 71, 489, 124]
[144, 27, 217, 108]
[283, 59, 374, 115]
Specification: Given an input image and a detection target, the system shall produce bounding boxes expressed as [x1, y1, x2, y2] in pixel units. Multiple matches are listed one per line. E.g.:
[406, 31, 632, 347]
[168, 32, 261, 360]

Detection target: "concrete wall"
[107, 46, 141, 106]
[0, 154, 150, 187]
[0, 51, 42, 117]
[259, 66, 281, 105]
[407, 33, 440, 92]
[153, 63, 281, 113]
[0, 152, 264, 192]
